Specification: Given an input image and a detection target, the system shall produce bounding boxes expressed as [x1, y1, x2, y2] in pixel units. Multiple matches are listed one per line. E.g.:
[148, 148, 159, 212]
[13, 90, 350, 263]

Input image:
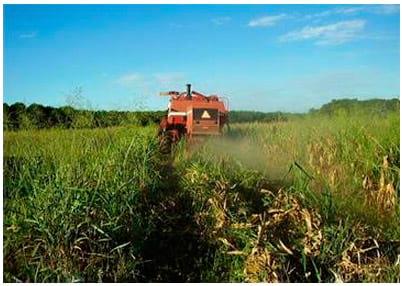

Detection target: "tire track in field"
[137, 148, 217, 282]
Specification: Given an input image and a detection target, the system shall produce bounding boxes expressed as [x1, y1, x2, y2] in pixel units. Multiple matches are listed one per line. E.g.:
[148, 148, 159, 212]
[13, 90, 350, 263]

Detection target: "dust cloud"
[197, 136, 293, 181]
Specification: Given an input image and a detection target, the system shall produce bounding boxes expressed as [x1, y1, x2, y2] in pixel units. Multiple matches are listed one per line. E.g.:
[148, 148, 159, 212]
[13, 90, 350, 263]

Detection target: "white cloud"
[248, 14, 287, 27]
[115, 73, 144, 86]
[19, 32, 37, 39]
[325, 6, 364, 17]
[153, 72, 185, 85]
[334, 6, 366, 15]
[304, 10, 332, 20]
[280, 20, 366, 45]
[304, 5, 399, 20]
[115, 72, 186, 88]
[211, 16, 231, 25]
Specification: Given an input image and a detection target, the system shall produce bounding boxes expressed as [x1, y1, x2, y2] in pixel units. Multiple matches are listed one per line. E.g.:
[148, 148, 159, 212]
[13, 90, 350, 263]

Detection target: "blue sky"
[4, 4, 400, 112]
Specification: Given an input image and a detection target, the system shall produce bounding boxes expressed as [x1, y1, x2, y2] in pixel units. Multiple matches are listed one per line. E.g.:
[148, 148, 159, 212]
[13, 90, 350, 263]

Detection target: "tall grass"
[4, 126, 164, 282]
[3, 112, 400, 282]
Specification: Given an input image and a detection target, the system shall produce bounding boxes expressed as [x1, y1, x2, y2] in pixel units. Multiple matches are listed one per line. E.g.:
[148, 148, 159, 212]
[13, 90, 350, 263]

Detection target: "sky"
[4, 4, 400, 112]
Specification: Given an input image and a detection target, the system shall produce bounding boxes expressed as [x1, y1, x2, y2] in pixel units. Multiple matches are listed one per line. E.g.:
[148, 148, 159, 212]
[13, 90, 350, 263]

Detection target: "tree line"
[3, 98, 399, 131]
[3, 103, 291, 131]
[3, 103, 165, 131]
[309, 98, 400, 117]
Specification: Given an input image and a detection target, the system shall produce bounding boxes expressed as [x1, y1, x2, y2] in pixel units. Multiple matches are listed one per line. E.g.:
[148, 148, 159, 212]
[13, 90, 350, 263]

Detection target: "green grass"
[3, 112, 400, 282]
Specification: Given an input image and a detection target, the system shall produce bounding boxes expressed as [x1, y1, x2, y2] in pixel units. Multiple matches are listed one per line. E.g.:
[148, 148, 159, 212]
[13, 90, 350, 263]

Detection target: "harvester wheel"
[159, 133, 172, 154]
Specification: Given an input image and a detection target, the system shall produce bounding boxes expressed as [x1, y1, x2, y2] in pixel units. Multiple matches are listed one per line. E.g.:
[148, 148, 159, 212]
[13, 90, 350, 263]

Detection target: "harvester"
[158, 84, 229, 152]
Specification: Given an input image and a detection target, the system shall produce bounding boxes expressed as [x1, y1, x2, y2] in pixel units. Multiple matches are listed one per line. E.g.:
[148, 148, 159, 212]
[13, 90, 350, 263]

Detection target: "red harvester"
[158, 84, 229, 152]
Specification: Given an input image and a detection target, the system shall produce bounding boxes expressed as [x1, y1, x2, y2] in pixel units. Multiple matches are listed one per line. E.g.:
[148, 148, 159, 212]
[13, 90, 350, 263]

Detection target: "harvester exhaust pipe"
[186, 83, 192, 99]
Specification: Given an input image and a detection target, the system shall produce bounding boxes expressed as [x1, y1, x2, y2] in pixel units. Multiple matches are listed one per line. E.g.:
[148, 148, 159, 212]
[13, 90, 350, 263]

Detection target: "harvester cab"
[158, 84, 229, 152]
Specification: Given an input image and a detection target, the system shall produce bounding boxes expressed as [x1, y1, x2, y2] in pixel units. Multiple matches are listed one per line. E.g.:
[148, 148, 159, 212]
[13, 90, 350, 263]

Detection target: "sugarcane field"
[3, 3, 400, 283]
